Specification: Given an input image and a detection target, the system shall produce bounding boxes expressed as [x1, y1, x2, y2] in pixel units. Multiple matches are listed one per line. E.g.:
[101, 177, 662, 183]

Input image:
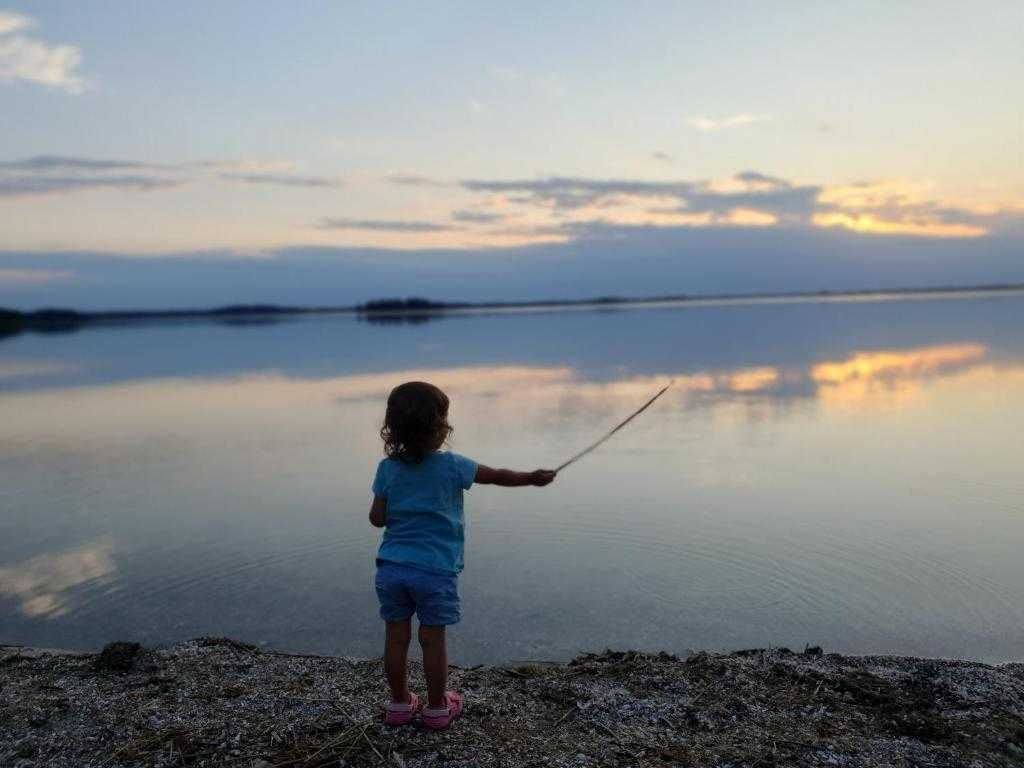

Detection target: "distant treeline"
[0, 308, 87, 336]
[2, 283, 1023, 338]
[357, 298, 454, 313]
[357, 295, 631, 313]
[0, 305, 308, 338]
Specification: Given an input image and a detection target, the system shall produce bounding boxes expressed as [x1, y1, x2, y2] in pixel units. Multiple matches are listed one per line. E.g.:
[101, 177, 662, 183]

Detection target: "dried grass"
[1, 640, 1022, 767]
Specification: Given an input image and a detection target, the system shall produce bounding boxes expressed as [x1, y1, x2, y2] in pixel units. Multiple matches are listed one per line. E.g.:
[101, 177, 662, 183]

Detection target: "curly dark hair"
[380, 381, 453, 463]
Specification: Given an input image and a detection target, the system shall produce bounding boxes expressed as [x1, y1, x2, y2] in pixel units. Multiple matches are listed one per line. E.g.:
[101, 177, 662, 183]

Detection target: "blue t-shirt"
[372, 451, 478, 575]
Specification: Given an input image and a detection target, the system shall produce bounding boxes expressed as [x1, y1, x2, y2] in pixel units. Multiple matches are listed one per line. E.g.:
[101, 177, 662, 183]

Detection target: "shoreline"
[2, 639, 1021, 767]
[2, 283, 1023, 337]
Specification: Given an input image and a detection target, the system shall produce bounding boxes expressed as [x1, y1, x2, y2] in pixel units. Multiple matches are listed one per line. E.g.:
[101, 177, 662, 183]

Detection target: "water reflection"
[357, 312, 439, 326]
[2, 342, 1014, 422]
[0, 538, 115, 618]
[2, 347, 1001, 442]
[1, 296, 1022, 661]
[0, 359, 78, 380]
[811, 343, 980, 407]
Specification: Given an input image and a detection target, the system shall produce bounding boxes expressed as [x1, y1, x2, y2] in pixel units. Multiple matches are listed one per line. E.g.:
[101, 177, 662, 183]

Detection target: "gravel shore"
[1, 639, 1022, 767]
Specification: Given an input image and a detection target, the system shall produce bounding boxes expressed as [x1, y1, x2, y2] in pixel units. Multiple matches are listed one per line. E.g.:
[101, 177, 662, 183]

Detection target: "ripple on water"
[66, 532, 371, 620]
[472, 505, 1024, 641]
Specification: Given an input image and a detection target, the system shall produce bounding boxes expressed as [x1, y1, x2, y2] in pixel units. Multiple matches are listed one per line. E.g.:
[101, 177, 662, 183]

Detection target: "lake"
[1, 292, 1022, 664]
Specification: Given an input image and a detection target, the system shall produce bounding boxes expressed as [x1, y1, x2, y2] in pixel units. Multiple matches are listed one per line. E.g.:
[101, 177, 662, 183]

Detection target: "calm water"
[2, 293, 1023, 664]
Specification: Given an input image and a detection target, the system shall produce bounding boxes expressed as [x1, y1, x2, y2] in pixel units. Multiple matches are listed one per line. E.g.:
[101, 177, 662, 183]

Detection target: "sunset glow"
[0, 3, 1020, 308]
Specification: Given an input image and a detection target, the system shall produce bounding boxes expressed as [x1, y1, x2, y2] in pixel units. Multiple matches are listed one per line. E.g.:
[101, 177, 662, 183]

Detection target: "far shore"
[2, 283, 1023, 338]
[2, 638, 1021, 767]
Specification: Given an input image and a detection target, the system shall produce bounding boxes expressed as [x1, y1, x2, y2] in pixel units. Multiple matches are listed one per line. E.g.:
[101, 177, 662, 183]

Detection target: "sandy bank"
[1, 639, 1021, 767]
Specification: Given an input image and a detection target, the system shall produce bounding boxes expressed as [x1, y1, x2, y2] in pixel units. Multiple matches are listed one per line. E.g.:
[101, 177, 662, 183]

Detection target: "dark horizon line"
[2, 281, 1023, 329]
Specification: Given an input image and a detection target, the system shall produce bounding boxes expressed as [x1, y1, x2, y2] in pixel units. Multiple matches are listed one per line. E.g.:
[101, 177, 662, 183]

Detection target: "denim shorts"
[375, 560, 461, 626]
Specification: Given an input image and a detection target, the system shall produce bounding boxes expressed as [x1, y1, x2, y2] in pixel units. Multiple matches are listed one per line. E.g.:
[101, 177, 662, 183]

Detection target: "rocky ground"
[1, 639, 1022, 767]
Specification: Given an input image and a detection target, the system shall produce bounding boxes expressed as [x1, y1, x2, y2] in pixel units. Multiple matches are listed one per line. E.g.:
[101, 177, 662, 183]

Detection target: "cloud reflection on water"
[810, 343, 992, 411]
[1, 343, 1018, 442]
[1, 331, 1022, 660]
[0, 358, 78, 380]
[0, 537, 114, 618]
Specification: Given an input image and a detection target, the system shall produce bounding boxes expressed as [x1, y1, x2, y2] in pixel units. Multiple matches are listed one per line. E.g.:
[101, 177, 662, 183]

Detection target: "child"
[369, 381, 556, 729]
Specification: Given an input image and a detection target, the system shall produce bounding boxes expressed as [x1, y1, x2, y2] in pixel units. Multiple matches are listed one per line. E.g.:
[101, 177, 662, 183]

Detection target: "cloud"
[462, 176, 700, 210]
[686, 114, 769, 132]
[460, 173, 820, 223]
[0, 155, 168, 172]
[682, 185, 820, 222]
[733, 171, 789, 188]
[0, 11, 31, 35]
[0, 154, 342, 197]
[387, 174, 449, 188]
[0, 267, 75, 284]
[219, 172, 341, 188]
[460, 172, 1021, 238]
[317, 217, 458, 233]
[199, 159, 342, 187]
[3, 222, 1022, 312]
[450, 209, 507, 224]
[0, 174, 179, 197]
[813, 180, 1012, 238]
[0, 11, 84, 93]
[813, 211, 986, 238]
[651, 152, 673, 162]
[0, 154, 185, 197]
[193, 158, 294, 173]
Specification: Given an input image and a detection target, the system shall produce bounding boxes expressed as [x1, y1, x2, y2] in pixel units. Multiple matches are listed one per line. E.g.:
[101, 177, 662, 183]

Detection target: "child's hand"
[530, 469, 557, 487]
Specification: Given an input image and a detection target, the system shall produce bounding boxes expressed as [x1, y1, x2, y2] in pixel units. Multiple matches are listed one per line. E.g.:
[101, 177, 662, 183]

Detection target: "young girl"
[369, 381, 556, 729]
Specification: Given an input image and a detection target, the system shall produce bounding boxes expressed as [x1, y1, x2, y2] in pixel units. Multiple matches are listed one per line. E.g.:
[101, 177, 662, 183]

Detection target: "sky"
[1, 1, 1022, 309]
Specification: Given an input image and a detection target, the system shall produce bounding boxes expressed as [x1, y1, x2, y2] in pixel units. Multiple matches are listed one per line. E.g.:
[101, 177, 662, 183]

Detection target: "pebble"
[1, 640, 1021, 767]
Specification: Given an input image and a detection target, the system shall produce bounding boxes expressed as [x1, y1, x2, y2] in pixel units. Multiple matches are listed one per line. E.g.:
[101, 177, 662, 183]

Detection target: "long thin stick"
[555, 380, 674, 472]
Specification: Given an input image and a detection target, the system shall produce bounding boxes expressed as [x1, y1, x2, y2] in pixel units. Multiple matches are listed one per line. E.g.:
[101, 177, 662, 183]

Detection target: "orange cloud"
[812, 212, 986, 238]
[812, 180, 1015, 238]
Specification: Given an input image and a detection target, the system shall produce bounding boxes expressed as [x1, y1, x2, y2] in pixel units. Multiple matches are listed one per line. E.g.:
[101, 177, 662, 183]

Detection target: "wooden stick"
[555, 380, 674, 472]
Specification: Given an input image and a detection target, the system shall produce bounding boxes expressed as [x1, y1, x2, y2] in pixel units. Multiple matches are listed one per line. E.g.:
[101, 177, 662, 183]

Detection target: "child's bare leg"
[384, 619, 412, 704]
[418, 624, 448, 708]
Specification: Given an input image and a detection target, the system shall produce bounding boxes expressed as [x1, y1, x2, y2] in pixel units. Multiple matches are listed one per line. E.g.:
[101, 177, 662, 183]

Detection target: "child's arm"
[475, 465, 557, 487]
[369, 495, 387, 527]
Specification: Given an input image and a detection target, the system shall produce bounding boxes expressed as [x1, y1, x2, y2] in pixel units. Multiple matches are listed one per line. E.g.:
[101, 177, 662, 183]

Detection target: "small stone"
[94, 641, 142, 672]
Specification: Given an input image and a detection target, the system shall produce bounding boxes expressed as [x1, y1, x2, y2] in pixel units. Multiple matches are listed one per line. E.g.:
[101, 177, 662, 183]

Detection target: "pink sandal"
[384, 692, 421, 726]
[422, 691, 464, 730]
